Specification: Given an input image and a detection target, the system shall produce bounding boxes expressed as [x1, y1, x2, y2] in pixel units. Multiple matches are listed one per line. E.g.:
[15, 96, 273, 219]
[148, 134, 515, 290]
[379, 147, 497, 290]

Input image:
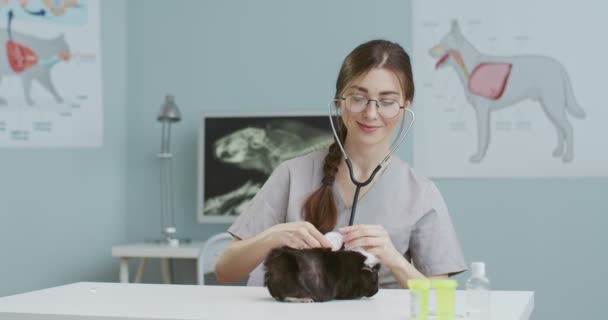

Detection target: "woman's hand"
[340, 224, 403, 268]
[261, 221, 332, 250]
[340, 224, 428, 288]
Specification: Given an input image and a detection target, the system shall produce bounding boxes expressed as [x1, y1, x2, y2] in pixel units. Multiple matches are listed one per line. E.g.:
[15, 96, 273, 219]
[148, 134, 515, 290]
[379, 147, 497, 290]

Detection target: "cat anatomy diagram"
[0, 0, 102, 147]
[413, 0, 607, 177]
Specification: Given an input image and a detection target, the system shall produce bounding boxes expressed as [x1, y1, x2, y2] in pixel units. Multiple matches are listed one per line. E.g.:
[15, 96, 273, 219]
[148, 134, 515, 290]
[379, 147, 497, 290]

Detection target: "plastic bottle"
[465, 262, 491, 320]
[431, 279, 457, 320]
[408, 279, 430, 320]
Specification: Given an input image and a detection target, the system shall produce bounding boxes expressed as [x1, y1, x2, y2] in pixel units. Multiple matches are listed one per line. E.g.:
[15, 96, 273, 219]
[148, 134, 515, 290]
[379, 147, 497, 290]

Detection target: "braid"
[302, 124, 346, 233]
[321, 143, 342, 186]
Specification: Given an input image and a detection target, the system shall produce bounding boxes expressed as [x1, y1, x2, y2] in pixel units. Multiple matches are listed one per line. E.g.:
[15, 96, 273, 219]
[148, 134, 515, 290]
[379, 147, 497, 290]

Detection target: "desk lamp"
[156, 94, 188, 246]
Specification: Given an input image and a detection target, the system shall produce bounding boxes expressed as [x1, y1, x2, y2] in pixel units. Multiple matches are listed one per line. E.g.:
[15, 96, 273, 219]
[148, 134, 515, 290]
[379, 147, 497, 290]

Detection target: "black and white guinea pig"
[263, 246, 380, 302]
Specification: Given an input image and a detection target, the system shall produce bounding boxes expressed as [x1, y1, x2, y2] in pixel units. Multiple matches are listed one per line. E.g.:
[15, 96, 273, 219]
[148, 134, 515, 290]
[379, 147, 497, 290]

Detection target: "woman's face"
[340, 67, 410, 148]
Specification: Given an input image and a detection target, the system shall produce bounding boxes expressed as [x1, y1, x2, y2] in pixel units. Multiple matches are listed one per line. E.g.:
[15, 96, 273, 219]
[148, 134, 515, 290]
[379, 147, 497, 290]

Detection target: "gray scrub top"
[228, 150, 467, 288]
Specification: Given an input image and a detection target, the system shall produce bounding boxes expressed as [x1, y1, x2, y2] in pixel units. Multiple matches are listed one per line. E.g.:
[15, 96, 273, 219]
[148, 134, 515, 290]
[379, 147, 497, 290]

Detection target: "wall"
[0, 0, 127, 296]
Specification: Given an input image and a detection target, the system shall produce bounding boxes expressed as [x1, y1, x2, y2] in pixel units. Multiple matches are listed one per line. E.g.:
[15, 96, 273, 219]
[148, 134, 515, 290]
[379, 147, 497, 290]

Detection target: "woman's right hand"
[261, 222, 332, 250]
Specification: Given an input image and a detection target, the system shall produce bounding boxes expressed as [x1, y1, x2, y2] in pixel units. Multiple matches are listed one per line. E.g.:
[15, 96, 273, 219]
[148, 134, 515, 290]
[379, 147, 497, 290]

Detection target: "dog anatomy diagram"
[429, 21, 586, 164]
[413, 0, 608, 177]
[0, 0, 101, 147]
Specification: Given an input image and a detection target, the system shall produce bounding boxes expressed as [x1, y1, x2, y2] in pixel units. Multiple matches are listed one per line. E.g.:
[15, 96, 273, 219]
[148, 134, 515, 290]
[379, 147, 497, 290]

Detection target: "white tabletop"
[111, 242, 205, 259]
[0, 282, 533, 320]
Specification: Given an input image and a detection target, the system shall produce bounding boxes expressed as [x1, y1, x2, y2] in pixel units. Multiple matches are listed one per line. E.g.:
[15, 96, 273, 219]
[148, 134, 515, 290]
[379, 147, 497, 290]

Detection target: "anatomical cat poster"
[412, 0, 607, 177]
[0, 0, 102, 147]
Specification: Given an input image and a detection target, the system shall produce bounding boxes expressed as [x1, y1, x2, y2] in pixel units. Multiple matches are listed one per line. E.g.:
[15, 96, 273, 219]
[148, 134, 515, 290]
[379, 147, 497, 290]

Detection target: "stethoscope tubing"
[327, 100, 415, 226]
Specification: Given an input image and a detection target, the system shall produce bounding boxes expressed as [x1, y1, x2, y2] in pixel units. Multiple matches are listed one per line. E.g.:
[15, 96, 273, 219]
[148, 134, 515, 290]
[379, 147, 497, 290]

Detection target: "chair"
[197, 232, 234, 285]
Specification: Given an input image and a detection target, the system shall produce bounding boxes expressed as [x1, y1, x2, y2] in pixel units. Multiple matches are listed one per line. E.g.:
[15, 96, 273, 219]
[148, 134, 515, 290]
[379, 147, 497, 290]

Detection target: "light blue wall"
[0, 0, 127, 296]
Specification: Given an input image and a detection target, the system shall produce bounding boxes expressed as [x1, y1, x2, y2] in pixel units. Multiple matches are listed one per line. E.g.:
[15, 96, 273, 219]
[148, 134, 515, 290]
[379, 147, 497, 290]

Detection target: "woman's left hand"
[339, 224, 403, 268]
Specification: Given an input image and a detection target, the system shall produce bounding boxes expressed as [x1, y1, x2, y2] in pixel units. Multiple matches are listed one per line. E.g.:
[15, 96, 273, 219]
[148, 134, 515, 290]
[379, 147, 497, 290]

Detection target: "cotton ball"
[352, 247, 380, 267]
[324, 231, 343, 251]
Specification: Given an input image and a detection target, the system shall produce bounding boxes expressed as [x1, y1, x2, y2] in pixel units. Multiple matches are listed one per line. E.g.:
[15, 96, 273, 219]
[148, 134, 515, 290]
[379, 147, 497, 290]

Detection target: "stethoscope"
[328, 99, 415, 227]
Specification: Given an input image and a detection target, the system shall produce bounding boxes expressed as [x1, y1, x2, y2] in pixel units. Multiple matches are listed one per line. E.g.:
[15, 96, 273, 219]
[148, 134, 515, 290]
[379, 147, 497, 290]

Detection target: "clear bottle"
[465, 262, 491, 320]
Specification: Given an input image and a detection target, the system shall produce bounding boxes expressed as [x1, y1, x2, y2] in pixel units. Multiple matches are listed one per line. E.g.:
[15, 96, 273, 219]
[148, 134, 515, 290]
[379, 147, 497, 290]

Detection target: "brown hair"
[302, 39, 415, 233]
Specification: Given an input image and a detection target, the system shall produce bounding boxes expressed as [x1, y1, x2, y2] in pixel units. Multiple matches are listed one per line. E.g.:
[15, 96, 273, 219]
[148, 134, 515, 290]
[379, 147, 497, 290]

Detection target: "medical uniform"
[228, 150, 467, 288]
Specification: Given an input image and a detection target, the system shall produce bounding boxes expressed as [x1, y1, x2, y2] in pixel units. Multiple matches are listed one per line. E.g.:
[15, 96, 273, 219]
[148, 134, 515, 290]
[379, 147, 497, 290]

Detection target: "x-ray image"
[198, 114, 334, 223]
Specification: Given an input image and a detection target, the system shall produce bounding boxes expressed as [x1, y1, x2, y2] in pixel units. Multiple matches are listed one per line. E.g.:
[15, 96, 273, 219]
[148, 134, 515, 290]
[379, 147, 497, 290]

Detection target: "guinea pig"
[263, 246, 380, 302]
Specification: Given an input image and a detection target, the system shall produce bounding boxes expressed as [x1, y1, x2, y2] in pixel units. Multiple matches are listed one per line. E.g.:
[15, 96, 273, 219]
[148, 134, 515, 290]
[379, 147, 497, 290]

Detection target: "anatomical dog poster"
[0, 0, 102, 147]
[412, 0, 607, 177]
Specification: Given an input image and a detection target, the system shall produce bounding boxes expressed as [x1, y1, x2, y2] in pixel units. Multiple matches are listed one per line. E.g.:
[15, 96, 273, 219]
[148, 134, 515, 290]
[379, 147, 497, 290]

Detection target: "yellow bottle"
[408, 279, 431, 320]
[432, 279, 458, 320]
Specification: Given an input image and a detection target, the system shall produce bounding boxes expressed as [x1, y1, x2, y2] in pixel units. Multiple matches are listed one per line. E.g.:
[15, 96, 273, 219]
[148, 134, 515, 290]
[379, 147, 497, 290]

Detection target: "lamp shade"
[157, 94, 181, 123]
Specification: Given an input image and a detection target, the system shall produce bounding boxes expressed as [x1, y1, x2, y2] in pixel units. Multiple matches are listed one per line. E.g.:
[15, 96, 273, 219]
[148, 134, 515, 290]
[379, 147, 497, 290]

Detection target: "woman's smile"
[356, 121, 382, 134]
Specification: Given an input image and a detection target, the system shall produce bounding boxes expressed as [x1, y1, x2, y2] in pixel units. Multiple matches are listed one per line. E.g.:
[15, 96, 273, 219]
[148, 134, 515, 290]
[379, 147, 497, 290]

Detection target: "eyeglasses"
[337, 94, 406, 119]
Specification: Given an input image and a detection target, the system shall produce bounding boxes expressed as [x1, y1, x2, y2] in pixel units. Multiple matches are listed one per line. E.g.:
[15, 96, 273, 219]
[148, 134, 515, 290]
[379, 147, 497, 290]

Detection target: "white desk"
[111, 242, 206, 284]
[0, 282, 534, 320]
